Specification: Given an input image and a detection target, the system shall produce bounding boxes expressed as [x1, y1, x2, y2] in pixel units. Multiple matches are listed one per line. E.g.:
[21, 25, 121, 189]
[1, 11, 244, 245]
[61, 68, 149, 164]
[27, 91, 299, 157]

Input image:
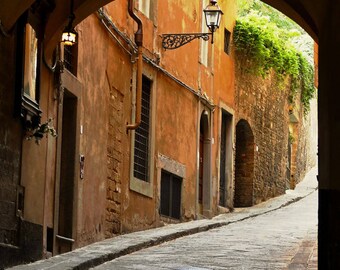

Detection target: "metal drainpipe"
[127, 0, 143, 131]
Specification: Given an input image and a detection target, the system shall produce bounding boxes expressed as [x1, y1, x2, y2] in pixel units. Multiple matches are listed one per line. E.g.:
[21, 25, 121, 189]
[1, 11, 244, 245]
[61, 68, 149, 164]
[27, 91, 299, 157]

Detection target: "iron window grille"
[133, 76, 151, 182]
[64, 44, 77, 76]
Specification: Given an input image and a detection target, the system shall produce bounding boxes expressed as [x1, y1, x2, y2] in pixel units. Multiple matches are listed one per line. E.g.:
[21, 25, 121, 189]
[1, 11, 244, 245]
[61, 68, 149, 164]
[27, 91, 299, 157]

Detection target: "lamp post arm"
[162, 32, 212, 50]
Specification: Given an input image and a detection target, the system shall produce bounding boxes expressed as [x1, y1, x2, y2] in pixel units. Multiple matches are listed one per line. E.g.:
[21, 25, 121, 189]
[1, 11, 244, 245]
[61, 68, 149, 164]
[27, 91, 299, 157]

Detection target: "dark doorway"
[219, 110, 233, 207]
[199, 131, 204, 204]
[57, 90, 77, 254]
[198, 111, 211, 216]
[235, 119, 255, 207]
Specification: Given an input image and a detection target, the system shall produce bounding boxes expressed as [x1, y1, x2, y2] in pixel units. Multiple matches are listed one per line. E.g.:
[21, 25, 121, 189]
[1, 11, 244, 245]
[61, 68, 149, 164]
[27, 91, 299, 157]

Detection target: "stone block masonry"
[105, 86, 124, 237]
[235, 67, 291, 205]
[235, 59, 317, 206]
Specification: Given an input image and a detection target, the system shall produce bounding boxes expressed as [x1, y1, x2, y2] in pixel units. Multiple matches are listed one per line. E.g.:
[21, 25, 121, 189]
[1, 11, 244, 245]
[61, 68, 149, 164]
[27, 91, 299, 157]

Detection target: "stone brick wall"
[106, 85, 124, 237]
[235, 65, 290, 205]
[0, 33, 44, 268]
[0, 35, 22, 249]
[235, 56, 317, 205]
[294, 98, 318, 184]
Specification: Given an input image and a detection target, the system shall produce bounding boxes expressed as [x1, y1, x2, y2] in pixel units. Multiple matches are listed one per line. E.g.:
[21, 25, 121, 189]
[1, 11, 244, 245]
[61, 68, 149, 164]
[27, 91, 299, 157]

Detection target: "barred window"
[133, 76, 151, 182]
[64, 44, 78, 76]
[160, 170, 182, 220]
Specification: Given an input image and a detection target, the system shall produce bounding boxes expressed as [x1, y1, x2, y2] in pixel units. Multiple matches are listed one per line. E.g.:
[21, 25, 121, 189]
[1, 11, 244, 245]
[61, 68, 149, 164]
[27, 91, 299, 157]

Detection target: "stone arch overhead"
[0, 0, 116, 58]
[44, 0, 117, 57]
[260, 0, 321, 42]
[1, 0, 323, 56]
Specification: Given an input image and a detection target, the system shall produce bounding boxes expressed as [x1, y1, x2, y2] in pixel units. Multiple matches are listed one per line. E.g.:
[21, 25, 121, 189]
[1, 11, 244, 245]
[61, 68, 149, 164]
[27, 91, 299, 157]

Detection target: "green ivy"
[233, 13, 316, 115]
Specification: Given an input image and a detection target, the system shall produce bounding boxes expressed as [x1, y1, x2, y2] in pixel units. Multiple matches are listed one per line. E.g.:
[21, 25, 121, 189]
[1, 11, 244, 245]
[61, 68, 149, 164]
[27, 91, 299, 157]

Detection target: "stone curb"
[9, 169, 318, 270]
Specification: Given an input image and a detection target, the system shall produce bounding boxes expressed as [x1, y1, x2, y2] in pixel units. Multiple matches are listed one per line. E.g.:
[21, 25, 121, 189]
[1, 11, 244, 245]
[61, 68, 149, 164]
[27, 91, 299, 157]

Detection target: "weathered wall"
[0, 0, 320, 268]
[235, 54, 317, 205]
[74, 14, 113, 246]
[99, 0, 236, 233]
[293, 97, 318, 184]
[155, 74, 198, 221]
[0, 30, 21, 246]
[235, 65, 290, 205]
[0, 26, 48, 268]
[0, 30, 23, 269]
[211, 0, 237, 212]
[104, 0, 129, 238]
[1, 0, 237, 265]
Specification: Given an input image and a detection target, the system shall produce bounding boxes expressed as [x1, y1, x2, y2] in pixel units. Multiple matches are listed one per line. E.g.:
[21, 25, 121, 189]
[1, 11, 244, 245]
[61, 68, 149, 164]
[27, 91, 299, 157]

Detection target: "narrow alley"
[91, 178, 318, 269]
[9, 168, 318, 270]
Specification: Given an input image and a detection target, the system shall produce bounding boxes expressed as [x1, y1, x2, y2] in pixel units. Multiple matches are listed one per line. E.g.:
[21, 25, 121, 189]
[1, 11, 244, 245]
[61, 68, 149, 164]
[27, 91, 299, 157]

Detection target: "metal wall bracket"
[162, 33, 211, 50]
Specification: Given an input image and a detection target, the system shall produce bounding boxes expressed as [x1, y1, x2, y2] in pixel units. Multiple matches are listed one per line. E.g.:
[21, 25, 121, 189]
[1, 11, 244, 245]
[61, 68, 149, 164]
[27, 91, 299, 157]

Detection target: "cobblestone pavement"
[9, 168, 318, 270]
[92, 191, 318, 270]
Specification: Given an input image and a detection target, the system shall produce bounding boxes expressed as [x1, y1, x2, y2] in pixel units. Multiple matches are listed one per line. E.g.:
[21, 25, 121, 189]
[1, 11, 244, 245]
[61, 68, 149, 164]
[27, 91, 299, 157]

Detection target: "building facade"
[0, 0, 318, 268]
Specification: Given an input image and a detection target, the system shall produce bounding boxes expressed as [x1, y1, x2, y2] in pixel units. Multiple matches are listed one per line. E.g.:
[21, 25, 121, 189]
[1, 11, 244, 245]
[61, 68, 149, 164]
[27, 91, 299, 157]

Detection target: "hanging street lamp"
[162, 0, 223, 50]
[61, 0, 77, 46]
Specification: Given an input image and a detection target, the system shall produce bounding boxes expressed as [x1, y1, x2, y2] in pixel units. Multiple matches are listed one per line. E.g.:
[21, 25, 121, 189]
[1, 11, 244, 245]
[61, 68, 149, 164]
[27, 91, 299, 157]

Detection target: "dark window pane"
[64, 44, 78, 76]
[160, 170, 182, 219]
[172, 176, 182, 219]
[224, 28, 231, 55]
[160, 171, 171, 217]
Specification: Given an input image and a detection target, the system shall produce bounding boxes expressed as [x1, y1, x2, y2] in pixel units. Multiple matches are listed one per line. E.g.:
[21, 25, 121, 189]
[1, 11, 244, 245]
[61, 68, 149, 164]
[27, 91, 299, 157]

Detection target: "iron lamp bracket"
[161, 33, 212, 50]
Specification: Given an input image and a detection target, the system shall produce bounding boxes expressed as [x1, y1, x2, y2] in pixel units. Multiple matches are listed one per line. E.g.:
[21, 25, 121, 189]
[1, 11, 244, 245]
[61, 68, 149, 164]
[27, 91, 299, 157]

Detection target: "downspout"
[127, 0, 143, 131]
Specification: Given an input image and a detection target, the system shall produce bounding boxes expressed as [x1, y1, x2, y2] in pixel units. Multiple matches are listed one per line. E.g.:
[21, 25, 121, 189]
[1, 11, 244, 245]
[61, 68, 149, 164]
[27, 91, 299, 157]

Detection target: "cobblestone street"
[9, 168, 318, 270]
[92, 191, 318, 270]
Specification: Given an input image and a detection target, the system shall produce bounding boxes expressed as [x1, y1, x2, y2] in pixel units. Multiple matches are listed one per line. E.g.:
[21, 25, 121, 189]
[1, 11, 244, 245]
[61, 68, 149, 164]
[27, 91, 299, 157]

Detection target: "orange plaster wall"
[158, 0, 201, 90]
[75, 15, 113, 245]
[44, 0, 237, 240]
[155, 74, 198, 219]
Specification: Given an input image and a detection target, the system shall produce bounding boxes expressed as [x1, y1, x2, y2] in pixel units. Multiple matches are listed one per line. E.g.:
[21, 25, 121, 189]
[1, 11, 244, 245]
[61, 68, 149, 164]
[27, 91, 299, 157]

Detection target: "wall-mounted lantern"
[162, 0, 223, 50]
[61, 0, 77, 46]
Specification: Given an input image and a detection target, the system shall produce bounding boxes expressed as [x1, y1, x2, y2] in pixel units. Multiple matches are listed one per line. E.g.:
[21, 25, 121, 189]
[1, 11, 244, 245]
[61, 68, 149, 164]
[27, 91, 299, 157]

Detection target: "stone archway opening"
[235, 119, 255, 207]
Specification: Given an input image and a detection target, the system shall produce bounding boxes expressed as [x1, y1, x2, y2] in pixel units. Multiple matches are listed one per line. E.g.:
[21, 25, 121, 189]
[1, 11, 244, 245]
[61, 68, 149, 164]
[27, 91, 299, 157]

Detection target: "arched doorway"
[235, 119, 255, 207]
[198, 111, 212, 217]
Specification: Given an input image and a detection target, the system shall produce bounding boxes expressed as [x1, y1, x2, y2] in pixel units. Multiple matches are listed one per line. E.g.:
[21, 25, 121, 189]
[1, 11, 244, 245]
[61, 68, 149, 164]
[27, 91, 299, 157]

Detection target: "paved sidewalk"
[9, 167, 318, 270]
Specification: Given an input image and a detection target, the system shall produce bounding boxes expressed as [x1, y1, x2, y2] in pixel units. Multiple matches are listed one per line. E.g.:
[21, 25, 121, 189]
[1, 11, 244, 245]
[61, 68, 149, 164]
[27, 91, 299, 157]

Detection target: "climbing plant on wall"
[233, 0, 316, 115]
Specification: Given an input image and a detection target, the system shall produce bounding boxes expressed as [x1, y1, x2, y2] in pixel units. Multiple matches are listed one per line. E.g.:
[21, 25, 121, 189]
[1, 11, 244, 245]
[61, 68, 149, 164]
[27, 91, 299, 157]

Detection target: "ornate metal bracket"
[162, 33, 212, 50]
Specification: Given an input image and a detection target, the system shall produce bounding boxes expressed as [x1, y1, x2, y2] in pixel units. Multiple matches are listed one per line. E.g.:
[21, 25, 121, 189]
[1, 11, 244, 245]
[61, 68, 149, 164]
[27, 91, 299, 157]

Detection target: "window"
[130, 74, 154, 198]
[160, 170, 182, 219]
[16, 12, 43, 123]
[63, 44, 78, 76]
[224, 28, 231, 55]
[139, 0, 151, 18]
[23, 24, 38, 101]
[133, 77, 151, 182]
